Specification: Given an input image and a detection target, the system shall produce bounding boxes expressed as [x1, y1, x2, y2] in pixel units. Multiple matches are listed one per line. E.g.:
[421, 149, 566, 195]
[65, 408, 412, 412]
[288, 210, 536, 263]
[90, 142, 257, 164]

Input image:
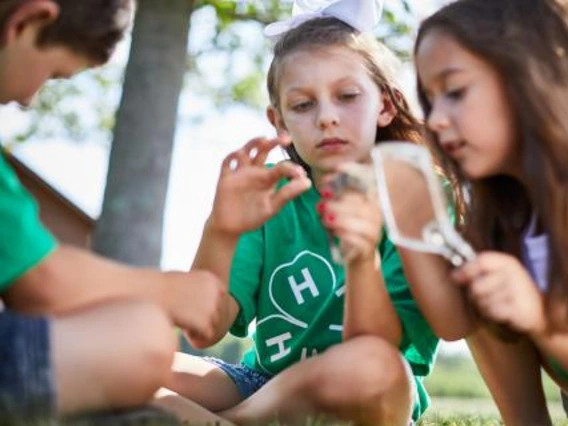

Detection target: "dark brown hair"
[267, 17, 425, 171]
[0, 0, 135, 63]
[415, 0, 568, 305]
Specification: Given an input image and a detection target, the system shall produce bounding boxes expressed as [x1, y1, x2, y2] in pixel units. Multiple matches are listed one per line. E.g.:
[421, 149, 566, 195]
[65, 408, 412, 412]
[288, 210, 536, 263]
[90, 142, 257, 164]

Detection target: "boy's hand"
[319, 165, 382, 265]
[163, 270, 237, 348]
[208, 137, 311, 236]
[451, 252, 547, 335]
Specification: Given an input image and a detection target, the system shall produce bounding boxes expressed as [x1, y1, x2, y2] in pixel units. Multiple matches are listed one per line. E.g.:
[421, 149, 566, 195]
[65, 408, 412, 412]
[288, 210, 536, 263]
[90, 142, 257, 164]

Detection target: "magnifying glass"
[370, 142, 475, 266]
[370, 141, 518, 342]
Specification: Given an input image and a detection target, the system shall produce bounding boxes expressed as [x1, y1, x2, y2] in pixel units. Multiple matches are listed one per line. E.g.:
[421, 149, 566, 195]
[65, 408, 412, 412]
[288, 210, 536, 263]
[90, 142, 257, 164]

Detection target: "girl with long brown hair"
[403, 0, 568, 424]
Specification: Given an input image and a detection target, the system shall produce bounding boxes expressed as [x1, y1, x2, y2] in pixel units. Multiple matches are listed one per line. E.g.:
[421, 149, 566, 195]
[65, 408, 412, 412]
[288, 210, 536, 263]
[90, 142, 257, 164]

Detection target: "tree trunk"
[93, 0, 194, 267]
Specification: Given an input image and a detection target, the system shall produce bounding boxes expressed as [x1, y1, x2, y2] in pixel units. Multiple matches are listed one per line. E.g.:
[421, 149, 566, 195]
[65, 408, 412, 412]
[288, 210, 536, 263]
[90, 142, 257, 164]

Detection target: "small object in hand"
[324, 164, 376, 264]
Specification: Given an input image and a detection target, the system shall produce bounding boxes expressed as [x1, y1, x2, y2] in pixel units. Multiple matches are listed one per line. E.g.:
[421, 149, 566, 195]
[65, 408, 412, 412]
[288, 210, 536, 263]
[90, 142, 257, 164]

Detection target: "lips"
[316, 138, 348, 149]
[441, 141, 466, 156]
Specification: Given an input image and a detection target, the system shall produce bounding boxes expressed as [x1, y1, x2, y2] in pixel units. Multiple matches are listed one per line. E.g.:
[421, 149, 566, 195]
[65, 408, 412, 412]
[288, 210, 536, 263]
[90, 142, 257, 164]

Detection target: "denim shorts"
[0, 310, 55, 423]
[204, 357, 272, 399]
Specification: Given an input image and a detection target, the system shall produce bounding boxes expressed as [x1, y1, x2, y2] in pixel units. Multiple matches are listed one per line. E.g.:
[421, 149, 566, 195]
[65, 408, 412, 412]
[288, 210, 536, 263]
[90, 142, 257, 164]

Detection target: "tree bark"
[93, 0, 195, 267]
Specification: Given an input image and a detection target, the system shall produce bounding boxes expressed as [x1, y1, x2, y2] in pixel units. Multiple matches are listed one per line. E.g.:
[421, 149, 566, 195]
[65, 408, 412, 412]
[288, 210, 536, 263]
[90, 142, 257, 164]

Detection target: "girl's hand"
[208, 137, 312, 236]
[319, 169, 382, 265]
[451, 252, 547, 335]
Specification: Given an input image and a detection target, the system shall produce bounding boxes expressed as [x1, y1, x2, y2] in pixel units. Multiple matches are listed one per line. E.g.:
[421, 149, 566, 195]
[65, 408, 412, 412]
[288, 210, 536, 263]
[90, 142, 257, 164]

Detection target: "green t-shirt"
[0, 152, 57, 291]
[229, 184, 439, 420]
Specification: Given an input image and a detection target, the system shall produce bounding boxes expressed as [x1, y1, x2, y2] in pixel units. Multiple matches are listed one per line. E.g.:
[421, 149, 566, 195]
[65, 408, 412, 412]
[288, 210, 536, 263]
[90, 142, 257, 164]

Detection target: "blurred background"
[0, 0, 564, 423]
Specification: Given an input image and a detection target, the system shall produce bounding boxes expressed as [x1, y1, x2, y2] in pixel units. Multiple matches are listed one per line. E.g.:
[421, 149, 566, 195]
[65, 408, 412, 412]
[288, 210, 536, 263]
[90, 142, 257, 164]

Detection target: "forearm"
[399, 249, 477, 340]
[191, 219, 240, 286]
[7, 245, 169, 314]
[532, 329, 568, 373]
[342, 256, 401, 346]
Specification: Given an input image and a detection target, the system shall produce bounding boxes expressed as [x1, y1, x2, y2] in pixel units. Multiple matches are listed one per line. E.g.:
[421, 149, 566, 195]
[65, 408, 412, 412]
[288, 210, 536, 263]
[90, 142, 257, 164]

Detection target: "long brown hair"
[266, 17, 425, 171]
[415, 0, 568, 306]
[0, 0, 134, 63]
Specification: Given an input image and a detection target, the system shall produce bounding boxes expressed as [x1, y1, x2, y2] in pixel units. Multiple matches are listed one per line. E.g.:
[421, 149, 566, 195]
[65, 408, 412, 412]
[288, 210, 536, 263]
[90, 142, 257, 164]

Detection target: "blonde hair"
[267, 17, 424, 152]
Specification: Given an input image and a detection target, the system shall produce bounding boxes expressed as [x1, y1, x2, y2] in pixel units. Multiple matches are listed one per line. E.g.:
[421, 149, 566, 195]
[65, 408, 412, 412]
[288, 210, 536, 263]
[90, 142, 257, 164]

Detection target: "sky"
[0, 0, 466, 355]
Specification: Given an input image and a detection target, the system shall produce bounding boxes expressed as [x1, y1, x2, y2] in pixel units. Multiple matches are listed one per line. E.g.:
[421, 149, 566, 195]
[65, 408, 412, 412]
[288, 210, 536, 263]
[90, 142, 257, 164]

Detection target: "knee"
[108, 301, 176, 405]
[347, 337, 409, 404]
[311, 336, 410, 410]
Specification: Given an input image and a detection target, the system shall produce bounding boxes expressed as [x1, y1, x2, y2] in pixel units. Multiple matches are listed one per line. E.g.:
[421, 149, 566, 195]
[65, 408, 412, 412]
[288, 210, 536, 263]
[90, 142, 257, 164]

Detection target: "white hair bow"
[264, 0, 384, 41]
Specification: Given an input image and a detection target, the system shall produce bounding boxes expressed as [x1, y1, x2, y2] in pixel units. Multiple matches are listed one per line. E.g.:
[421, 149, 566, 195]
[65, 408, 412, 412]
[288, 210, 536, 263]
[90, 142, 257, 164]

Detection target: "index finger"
[221, 137, 274, 176]
[265, 161, 307, 185]
[250, 137, 286, 166]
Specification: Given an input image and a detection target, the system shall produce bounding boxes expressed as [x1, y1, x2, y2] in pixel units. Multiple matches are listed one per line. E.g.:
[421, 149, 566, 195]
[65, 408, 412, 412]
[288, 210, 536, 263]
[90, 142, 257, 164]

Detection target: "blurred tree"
[93, 0, 292, 265]
[92, 0, 195, 265]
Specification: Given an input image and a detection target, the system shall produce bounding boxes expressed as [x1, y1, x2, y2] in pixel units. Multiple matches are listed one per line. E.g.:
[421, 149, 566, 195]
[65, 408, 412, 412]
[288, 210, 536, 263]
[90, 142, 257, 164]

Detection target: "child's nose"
[317, 105, 340, 130]
[426, 103, 450, 134]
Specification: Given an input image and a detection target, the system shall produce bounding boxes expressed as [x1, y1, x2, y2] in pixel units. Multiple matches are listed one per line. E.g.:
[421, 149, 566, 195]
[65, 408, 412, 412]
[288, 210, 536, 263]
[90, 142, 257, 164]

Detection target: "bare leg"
[220, 336, 413, 426]
[467, 328, 552, 426]
[163, 352, 243, 412]
[52, 300, 176, 417]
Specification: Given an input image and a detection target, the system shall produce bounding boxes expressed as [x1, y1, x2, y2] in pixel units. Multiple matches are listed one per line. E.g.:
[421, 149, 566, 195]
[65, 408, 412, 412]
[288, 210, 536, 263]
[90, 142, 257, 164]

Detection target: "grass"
[181, 339, 568, 425]
[424, 354, 562, 401]
[179, 398, 568, 426]
[422, 397, 568, 425]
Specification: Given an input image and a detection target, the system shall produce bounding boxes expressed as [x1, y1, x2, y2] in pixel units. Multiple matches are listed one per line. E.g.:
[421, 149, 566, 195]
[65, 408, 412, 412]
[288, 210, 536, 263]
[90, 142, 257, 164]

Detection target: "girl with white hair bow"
[155, 1, 439, 425]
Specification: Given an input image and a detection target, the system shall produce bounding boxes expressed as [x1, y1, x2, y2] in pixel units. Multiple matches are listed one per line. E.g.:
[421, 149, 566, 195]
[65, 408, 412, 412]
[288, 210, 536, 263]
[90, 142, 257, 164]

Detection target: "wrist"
[348, 250, 381, 270]
[205, 217, 242, 243]
[158, 271, 181, 323]
[528, 297, 550, 338]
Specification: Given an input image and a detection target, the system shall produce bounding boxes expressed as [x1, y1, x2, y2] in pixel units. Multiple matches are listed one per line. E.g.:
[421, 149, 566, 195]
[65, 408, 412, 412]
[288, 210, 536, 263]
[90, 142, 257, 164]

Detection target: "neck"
[311, 169, 327, 193]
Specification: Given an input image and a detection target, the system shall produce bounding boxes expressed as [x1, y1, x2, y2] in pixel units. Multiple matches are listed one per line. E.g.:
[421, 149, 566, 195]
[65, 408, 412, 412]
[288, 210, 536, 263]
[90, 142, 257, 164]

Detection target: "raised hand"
[208, 137, 312, 235]
[451, 252, 547, 335]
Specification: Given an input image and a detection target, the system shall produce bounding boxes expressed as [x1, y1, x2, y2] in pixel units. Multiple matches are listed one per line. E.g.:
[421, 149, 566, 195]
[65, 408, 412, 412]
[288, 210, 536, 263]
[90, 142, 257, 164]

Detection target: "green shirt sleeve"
[228, 226, 264, 337]
[380, 231, 439, 376]
[0, 153, 57, 291]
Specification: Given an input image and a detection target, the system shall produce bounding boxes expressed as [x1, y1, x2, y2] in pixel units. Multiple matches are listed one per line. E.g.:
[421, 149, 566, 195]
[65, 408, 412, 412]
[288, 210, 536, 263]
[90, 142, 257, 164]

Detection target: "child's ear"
[377, 90, 398, 128]
[4, 0, 60, 45]
[266, 106, 290, 138]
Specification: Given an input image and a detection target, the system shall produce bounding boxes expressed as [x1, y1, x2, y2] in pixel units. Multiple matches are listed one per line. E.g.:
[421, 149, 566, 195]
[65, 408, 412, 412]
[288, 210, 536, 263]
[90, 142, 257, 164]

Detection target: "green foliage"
[0, 62, 122, 148]
[195, 0, 418, 108]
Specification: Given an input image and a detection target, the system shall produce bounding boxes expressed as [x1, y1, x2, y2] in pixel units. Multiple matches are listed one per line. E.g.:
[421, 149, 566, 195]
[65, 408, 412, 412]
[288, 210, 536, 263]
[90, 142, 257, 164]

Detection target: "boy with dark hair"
[0, 0, 233, 423]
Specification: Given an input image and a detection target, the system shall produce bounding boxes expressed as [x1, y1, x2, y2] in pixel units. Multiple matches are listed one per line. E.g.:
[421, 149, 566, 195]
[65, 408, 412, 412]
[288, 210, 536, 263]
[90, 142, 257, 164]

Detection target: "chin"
[462, 165, 495, 181]
[315, 160, 343, 172]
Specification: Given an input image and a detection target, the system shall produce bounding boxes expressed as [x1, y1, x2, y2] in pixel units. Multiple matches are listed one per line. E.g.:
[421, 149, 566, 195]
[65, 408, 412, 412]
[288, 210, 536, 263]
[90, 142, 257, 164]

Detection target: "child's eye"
[339, 92, 360, 101]
[445, 88, 466, 101]
[291, 101, 313, 112]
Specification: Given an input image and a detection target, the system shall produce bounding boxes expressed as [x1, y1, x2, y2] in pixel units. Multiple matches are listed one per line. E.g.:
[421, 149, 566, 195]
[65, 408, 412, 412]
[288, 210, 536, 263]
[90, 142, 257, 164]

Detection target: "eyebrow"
[284, 77, 361, 95]
[432, 67, 466, 82]
[284, 87, 308, 96]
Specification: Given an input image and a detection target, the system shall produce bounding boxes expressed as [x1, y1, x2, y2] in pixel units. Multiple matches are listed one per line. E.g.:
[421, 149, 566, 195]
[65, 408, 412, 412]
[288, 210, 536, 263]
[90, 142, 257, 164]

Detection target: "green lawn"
[188, 337, 567, 425]
[422, 397, 567, 425]
[419, 353, 566, 424]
